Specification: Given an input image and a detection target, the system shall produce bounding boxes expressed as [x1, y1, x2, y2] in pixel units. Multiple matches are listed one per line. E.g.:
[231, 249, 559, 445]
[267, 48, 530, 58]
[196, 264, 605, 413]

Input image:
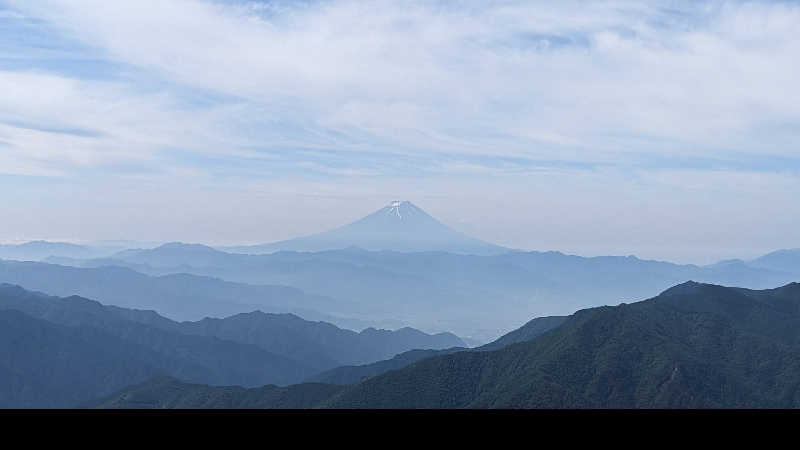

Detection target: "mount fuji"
[224, 201, 510, 255]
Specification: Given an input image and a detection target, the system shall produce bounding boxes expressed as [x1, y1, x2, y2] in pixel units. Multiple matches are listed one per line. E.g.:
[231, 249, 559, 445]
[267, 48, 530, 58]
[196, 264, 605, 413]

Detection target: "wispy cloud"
[3, 0, 799, 170]
[0, 0, 798, 261]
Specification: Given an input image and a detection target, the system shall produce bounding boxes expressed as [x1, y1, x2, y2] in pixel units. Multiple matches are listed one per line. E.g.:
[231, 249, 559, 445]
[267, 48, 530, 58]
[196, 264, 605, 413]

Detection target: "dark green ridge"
[95, 281, 800, 409]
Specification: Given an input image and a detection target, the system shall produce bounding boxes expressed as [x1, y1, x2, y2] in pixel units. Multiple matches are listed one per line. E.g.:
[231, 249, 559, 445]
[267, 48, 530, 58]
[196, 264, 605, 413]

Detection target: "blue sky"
[1, 0, 799, 264]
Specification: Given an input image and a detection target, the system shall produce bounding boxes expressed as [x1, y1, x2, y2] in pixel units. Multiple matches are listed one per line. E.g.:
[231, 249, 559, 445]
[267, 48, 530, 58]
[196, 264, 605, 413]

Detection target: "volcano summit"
[225, 201, 510, 255]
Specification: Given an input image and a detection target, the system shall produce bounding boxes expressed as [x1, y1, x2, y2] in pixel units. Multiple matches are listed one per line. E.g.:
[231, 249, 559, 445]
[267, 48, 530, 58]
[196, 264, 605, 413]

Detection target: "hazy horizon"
[0, 195, 794, 266]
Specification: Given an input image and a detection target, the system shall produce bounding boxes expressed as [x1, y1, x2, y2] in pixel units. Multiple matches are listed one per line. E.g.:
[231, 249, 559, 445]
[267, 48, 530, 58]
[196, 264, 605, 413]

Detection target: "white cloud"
[5, 0, 800, 165]
[1, 0, 799, 261]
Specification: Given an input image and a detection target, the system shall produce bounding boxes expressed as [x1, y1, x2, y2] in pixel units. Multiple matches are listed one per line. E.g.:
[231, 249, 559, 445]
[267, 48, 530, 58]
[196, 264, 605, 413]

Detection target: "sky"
[0, 0, 799, 264]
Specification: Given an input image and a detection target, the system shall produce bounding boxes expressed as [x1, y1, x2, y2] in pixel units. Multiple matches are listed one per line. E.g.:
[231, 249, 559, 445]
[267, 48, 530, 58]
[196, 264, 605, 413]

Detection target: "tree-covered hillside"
[91, 281, 800, 409]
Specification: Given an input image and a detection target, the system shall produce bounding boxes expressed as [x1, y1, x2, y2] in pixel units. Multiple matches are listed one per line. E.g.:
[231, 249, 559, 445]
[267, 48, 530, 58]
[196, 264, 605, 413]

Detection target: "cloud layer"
[1, 0, 798, 263]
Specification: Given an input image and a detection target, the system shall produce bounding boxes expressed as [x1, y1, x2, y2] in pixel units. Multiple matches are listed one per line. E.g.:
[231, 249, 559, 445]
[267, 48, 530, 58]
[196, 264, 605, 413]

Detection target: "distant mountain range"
[0, 258, 401, 330]
[737, 248, 800, 273]
[221, 201, 510, 255]
[2, 201, 798, 340]
[37, 242, 800, 340]
[95, 281, 800, 408]
[0, 284, 464, 407]
[0, 241, 120, 261]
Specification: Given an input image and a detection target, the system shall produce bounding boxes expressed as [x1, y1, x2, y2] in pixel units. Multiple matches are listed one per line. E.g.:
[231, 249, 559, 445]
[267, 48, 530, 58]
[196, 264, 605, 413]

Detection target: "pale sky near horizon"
[1, 0, 799, 265]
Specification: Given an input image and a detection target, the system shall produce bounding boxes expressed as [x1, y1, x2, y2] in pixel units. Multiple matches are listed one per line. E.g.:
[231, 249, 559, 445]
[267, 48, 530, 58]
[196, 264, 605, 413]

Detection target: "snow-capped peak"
[387, 200, 406, 219]
[227, 199, 509, 254]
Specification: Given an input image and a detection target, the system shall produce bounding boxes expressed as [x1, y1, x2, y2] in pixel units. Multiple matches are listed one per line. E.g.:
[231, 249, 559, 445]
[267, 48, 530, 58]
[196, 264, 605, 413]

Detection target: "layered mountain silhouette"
[308, 315, 568, 385]
[40, 244, 800, 339]
[323, 281, 800, 408]
[222, 200, 510, 255]
[0, 284, 463, 407]
[0, 258, 386, 329]
[89, 314, 570, 407]
[147, 310, 464, 369]
[747, 249, 800, 273]
[0, 241, 120, 261]
[0, 285, 316, 407]
[95, 281, 800, 408]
